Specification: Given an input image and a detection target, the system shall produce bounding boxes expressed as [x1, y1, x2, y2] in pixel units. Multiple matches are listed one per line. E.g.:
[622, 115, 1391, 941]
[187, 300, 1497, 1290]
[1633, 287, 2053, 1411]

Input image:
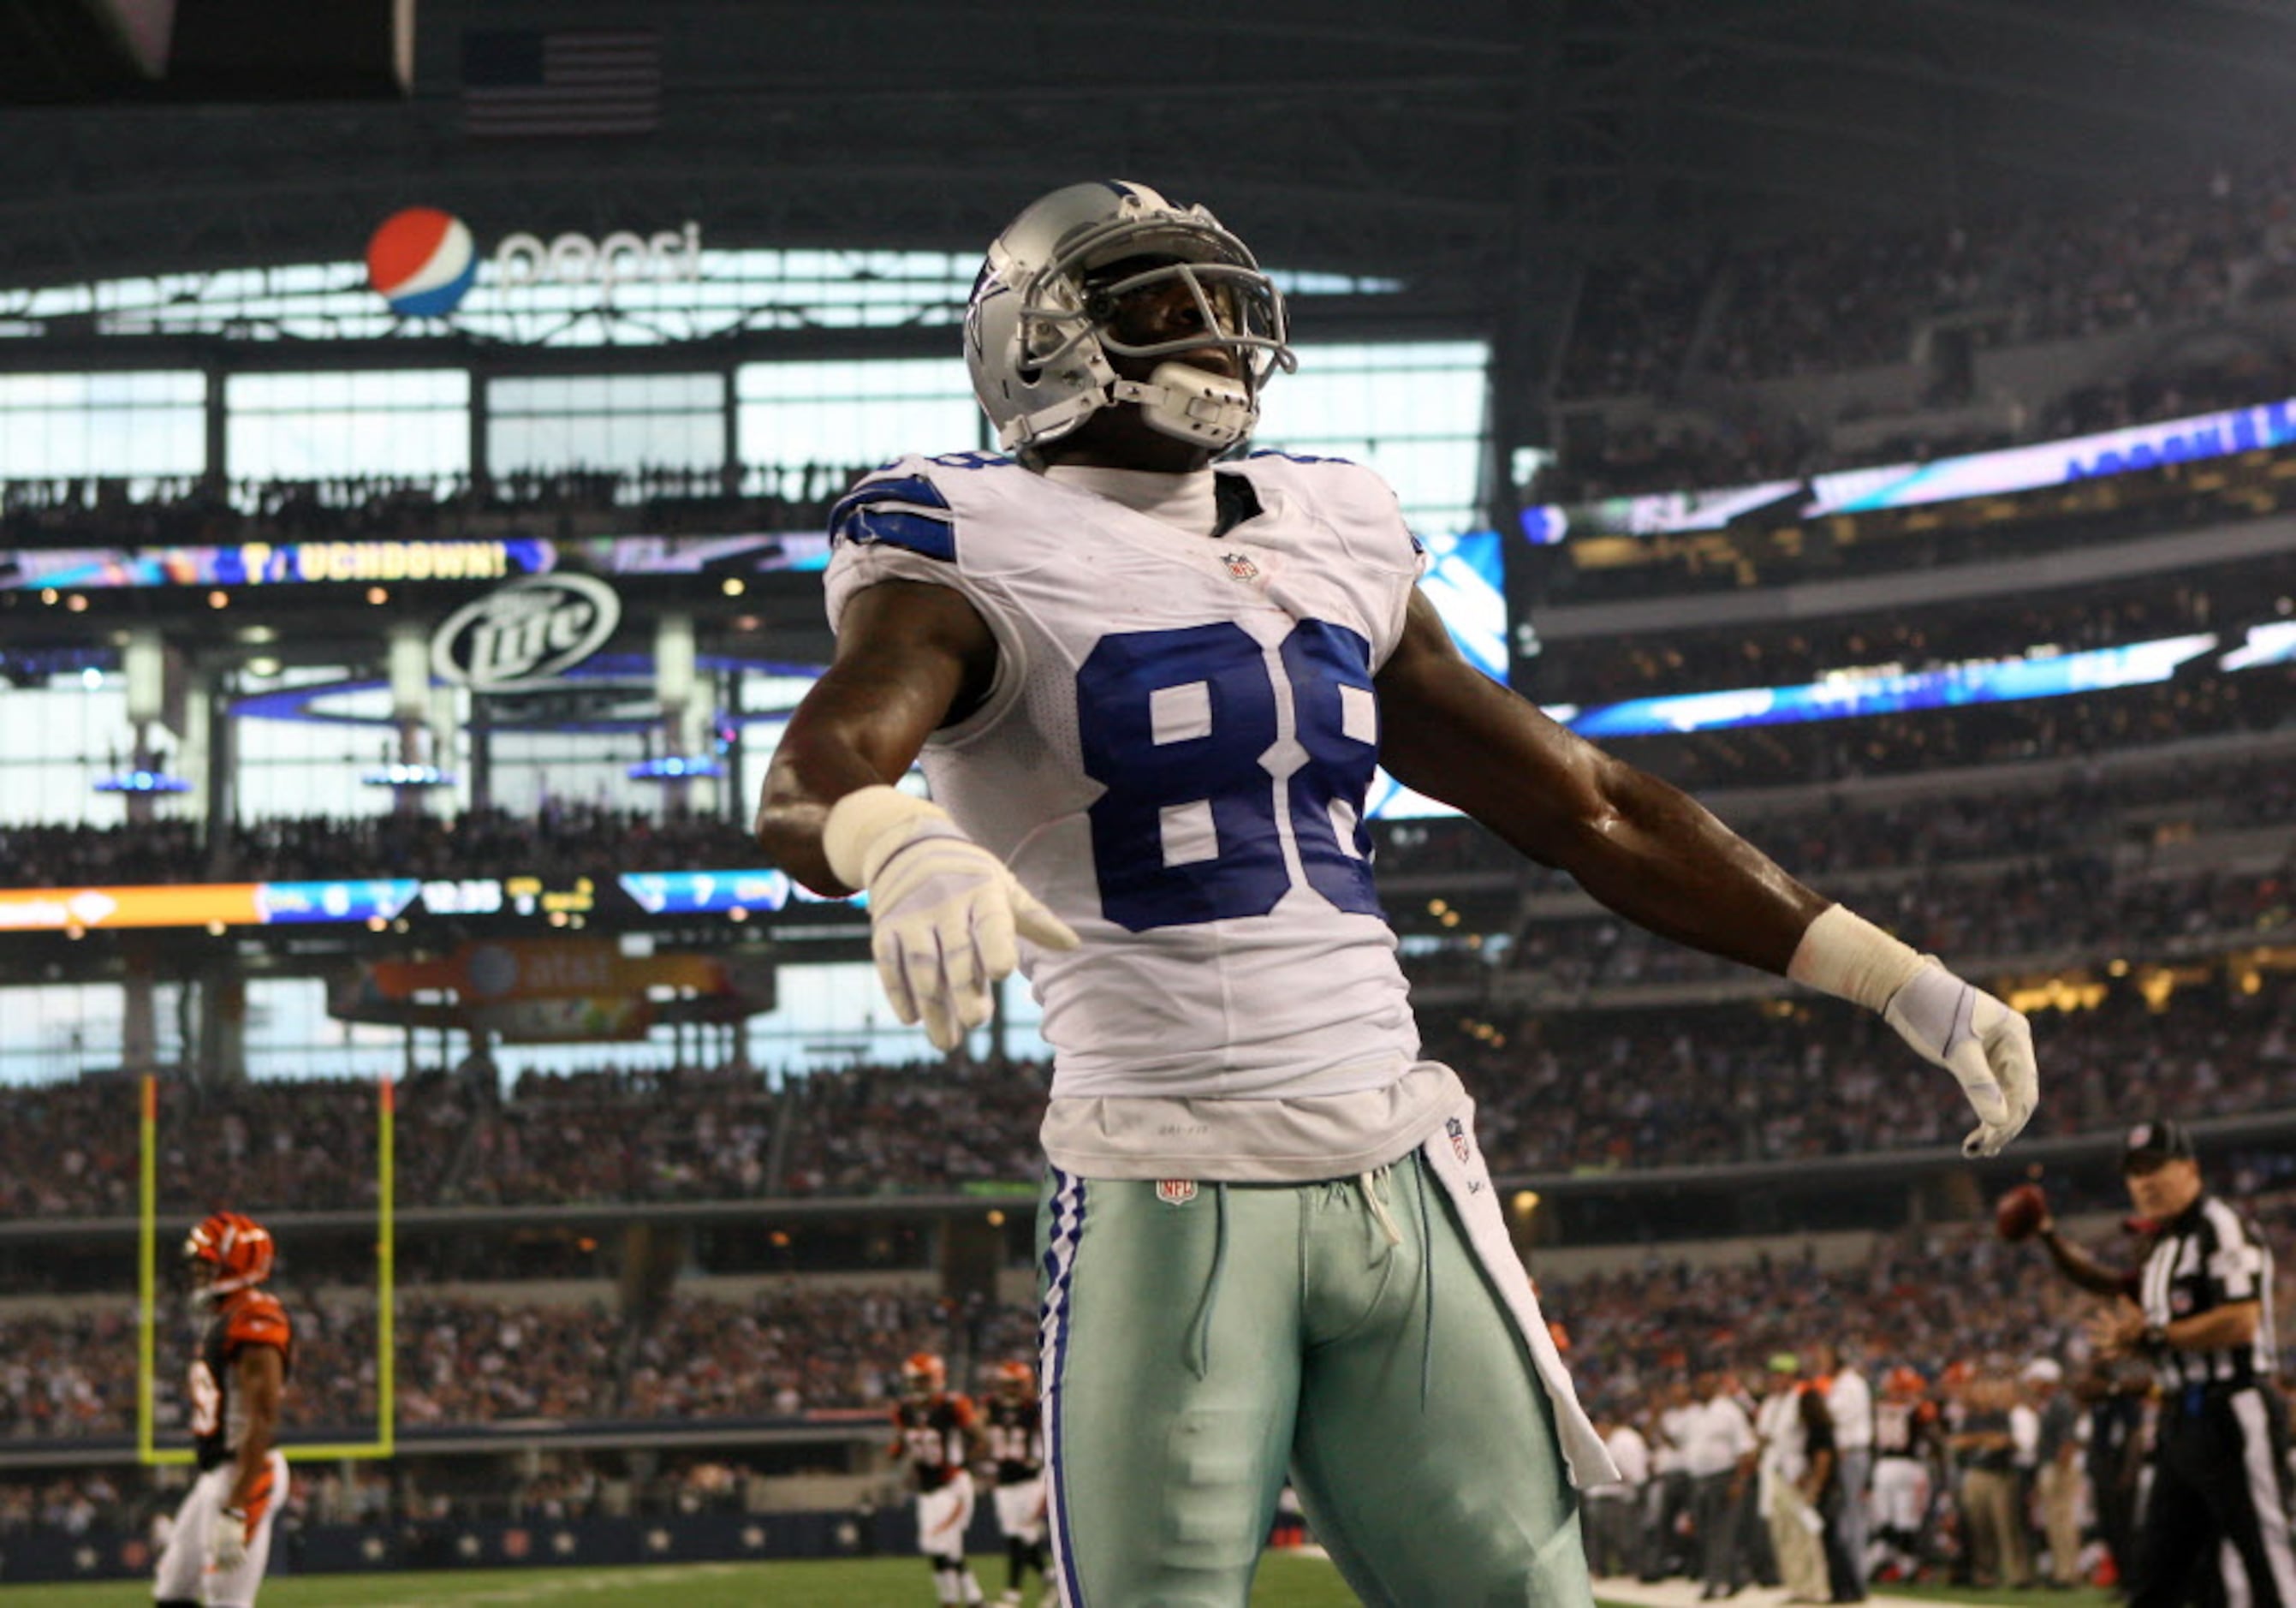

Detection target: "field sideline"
[0, 1560, 2119, 1608]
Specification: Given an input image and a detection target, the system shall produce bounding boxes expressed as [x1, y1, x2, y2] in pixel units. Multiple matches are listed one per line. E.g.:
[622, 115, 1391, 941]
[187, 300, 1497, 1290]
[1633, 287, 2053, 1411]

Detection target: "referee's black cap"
[2121, 1118, 2197, 1171]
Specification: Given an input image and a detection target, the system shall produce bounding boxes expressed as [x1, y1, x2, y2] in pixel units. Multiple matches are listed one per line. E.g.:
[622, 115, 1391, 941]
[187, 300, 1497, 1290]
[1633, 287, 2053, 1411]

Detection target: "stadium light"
[360, 763, 456, 789]
[628, 755, 723, 780]
[94, 770, 193, 794]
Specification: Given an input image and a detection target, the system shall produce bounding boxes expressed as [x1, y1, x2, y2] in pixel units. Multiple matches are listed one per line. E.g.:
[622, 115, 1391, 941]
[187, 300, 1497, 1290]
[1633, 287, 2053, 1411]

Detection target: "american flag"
[462, 29, 660, 140]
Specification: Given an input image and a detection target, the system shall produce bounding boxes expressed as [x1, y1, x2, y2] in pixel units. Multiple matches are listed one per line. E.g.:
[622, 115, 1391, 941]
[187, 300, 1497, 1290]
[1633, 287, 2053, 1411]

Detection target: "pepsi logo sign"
[367, 208, 479, 319]
[493, 222, 703, 291]
[430, 575, 621, 693]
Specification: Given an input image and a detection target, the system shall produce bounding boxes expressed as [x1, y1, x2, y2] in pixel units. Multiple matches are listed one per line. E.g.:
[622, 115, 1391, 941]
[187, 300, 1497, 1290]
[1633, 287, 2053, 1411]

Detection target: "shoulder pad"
[1243, 448, 1360, 468]
[830, 465, 956, 563]
[832, 452, 1014, 563]
[225, 1293, 291, 1352]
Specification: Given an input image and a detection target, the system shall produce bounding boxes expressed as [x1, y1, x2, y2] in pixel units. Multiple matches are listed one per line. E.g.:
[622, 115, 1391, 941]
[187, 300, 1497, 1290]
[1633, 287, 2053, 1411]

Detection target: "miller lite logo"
[1156, 1179, 1197, 1206]
[1220, 551, 1260, 582]
[431, 574, 621, 693]
[1446, 1117, 1472, 1164]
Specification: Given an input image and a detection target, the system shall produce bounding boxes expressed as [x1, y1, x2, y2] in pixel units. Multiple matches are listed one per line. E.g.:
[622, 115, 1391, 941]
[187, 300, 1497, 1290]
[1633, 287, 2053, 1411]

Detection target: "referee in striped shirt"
[2035, 1118, 2292, 1607]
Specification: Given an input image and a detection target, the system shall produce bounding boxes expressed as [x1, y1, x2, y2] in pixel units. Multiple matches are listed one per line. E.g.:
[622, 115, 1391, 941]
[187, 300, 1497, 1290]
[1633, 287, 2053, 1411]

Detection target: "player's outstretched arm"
[1375, 590, 2036, 1157]
[757, 581, 999, 894]
[757, 581, 1077, 1050]
[2035, 1213, 2132, 1296]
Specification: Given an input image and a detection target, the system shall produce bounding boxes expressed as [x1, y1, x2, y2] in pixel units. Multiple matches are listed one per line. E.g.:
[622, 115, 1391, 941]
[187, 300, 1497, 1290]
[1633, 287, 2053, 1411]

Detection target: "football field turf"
[0, 1562, 2118, 1607]
[0, 1554, 1338, 1606]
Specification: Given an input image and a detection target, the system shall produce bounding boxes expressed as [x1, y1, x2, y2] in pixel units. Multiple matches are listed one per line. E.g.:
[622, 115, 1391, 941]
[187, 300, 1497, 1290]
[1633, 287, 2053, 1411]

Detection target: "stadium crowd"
[0, 960, 2285, 1218]
[0, 1063, 781, 1219]
[1454, 977, 2293, 1176]
[0, 1282, 1032, 1443]
[1379, 752, 2295, 892]
[8, 1195, 2296, 1604]
[13, 717, 2277, 905]
[1609, 672, 2288, 790]
[0, 463, 869, 548]
[1556, 160, 2296, 401]
[0, 801, 769, 890]
[1529, 562, 2290, 706]
[1501, 861, 2292, 998]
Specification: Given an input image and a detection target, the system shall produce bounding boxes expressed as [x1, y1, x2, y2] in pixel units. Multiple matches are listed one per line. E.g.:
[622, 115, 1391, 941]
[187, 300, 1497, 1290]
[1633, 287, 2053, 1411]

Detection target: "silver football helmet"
[964, 181, 1295, 457]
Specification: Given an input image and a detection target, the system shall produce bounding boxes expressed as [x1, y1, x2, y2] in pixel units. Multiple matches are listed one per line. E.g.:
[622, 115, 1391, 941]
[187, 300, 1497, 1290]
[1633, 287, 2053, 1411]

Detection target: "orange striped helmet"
[185, 1212, 275, 1297]
[901, 1351, 946, 1399]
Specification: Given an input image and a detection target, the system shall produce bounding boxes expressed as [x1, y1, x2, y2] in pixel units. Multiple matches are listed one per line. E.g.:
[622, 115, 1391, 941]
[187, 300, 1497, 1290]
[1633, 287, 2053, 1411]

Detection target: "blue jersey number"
[1075, 620, 1383, 932]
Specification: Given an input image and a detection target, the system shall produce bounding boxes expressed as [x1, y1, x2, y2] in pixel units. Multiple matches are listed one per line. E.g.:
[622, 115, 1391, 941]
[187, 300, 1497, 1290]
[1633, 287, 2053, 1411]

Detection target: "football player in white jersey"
[757, 179, 2038, 1607]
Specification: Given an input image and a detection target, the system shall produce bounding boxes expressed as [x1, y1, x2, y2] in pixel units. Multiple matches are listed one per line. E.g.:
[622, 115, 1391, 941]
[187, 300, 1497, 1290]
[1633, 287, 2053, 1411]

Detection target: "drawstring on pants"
[1178, 1155, 1439, 1408]
[1185, 1182, 1229, 1380]
[1359, 1159, 1439, 1412]
[1412, 1151, 1435, 1412]
[1359, 1168, 1404, 1247]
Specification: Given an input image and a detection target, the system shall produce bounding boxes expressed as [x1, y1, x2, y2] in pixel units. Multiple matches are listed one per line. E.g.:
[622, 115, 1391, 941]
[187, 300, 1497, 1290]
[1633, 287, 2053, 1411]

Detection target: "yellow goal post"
[137, 1073, 396, 1464]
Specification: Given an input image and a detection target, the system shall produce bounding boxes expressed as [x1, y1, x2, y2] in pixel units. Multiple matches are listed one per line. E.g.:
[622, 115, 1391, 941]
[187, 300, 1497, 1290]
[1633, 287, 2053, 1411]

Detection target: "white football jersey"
[824, 450, 1427, 1103]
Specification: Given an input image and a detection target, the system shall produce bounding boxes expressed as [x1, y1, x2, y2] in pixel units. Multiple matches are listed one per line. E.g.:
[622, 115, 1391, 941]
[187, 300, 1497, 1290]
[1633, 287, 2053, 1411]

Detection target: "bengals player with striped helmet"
[889, 1350, 988, 1605]
[982, 1360, 1048, 1607]
[154, 1212, 293, 1608]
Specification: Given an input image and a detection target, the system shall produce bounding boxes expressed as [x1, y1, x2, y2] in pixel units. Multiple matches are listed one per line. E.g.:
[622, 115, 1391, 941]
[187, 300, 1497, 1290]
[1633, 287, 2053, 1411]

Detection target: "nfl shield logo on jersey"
[1156, 1179, 1198, 1206]
[1446, 1117, 1472, 1164]
[1220, 551, 1260, 582]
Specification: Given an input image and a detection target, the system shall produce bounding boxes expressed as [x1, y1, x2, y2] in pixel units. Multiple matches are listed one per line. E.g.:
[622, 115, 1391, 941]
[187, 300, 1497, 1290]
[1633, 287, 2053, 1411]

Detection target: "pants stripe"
[1038, 1168, 1087, 1608]
[2234, 1389, 2296, 1607]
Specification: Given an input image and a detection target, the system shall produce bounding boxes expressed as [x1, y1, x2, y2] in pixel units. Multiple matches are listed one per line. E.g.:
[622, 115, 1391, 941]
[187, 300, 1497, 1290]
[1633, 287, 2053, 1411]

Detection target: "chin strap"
[1109, 361, 1257, 448]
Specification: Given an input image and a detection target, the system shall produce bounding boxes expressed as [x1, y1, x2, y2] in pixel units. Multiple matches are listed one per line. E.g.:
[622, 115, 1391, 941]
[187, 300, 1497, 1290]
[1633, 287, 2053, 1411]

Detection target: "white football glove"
[1792, 904, 2038, 1158]
[1883, 962, 2038, 1158]
[824, 786, 1079, 1051]
[208, 1505, 249, 1574]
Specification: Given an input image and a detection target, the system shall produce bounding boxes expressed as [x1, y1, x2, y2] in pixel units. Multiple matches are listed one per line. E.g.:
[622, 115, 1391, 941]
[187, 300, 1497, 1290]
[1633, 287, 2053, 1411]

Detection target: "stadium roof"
[3, 0, 2295, 304]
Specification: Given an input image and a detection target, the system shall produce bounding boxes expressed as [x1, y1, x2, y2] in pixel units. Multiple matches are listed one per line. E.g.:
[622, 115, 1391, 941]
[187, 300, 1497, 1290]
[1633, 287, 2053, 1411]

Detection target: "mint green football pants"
[1035, 1152, 1591, 1607]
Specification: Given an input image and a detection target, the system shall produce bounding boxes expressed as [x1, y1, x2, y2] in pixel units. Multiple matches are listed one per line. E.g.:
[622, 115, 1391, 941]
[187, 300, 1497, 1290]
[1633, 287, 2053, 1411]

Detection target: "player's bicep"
[1373, 588, 1610, 864]
[234, 1343, 284, 1418]
[757, 581, 998, 888]
[804, 580, 996, 764]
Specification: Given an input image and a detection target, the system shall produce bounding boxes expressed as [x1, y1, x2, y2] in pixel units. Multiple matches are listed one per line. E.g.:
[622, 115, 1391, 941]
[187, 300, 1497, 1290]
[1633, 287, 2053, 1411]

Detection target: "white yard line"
[1594, 1578, 1947, 1608]
[362, 1562, 744, 1608]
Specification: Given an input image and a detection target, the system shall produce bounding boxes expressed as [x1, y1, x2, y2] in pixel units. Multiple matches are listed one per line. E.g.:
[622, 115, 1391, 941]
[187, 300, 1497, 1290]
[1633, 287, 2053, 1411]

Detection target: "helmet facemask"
[1033, 247, 1292, 451]
[967, 182, 1295, 457]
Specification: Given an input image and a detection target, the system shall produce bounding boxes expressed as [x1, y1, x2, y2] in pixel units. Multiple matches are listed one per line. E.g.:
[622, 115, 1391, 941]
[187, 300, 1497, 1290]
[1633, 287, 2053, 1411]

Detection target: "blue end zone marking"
[1041, 1168, 1088, 1607]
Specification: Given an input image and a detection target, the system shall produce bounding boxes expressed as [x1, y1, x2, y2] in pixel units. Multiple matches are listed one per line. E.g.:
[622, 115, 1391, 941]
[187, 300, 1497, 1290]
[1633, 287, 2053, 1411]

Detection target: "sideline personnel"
[2031, 1120, 2292, 1606]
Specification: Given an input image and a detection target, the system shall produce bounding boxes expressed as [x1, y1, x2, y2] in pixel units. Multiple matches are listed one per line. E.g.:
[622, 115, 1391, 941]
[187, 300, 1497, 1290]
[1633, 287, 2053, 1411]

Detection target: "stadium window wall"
[735, 358, 986, 472]
[0, 681, 142, 826]
[224, 371, 470, 488]
[1256, 342, 1490, 534]
[0, 964, 1032, 1088]
[486, 373, 725, 481]
[483, 727, 663, 816]
[236, 977, 404, 1081]
[0, 980, 187, 1084]
[231, 675, 402, 820]
[0, 372, 206, 481]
